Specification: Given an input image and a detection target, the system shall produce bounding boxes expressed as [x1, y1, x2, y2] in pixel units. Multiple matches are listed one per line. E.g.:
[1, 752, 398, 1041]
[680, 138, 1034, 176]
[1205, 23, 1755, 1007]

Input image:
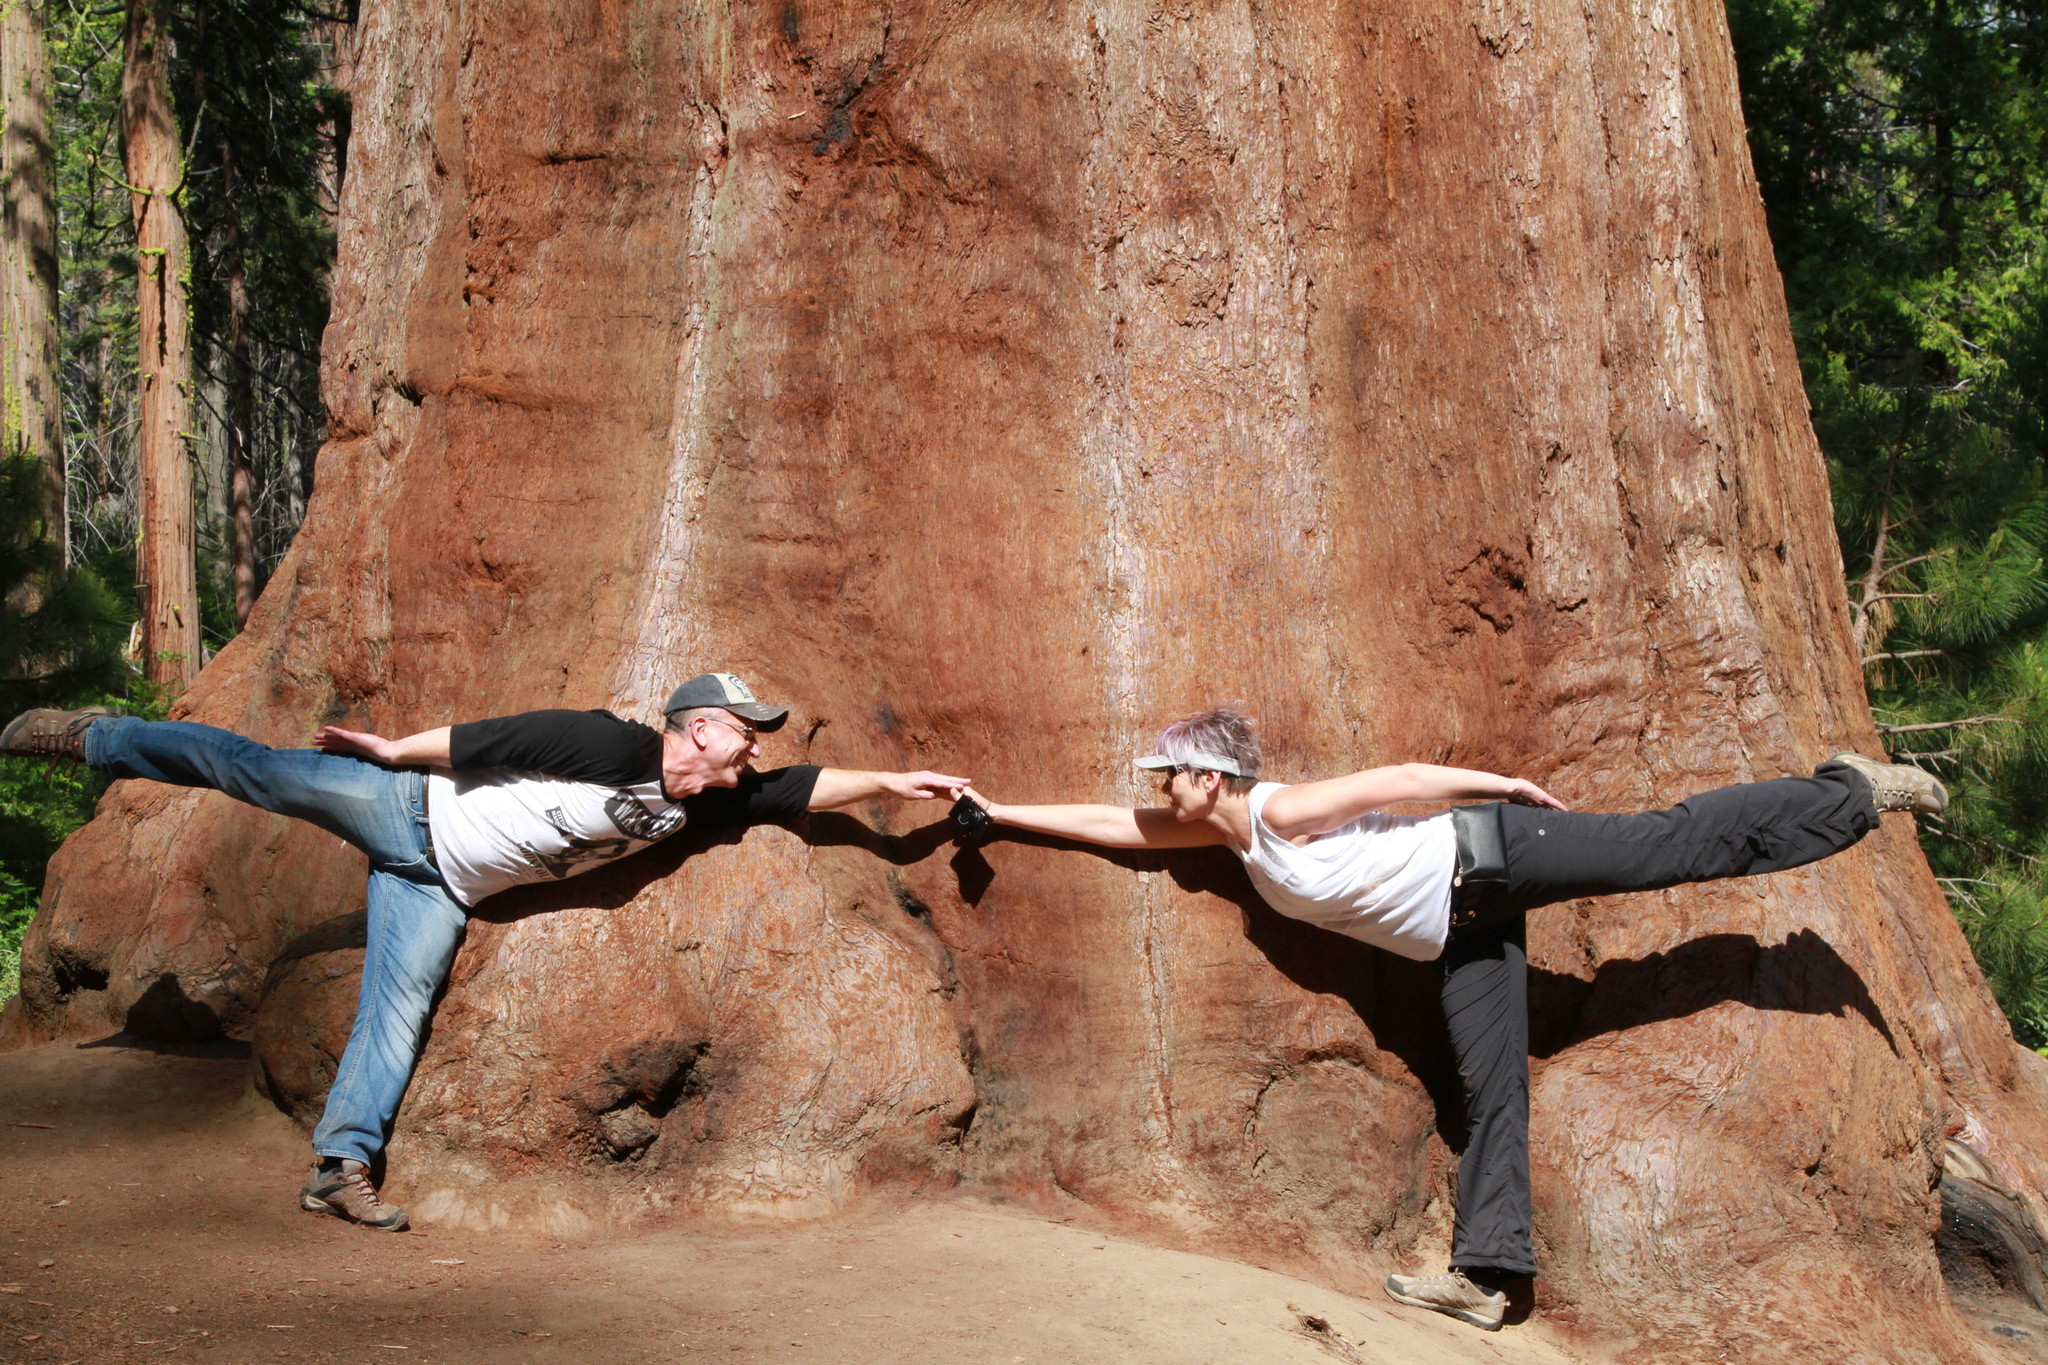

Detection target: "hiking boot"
[0, 706, 118, 763]
[1830, 752, 1949, 815]
[300, 1159, 408, 1231]
[1384, 1270, 1507, 1331]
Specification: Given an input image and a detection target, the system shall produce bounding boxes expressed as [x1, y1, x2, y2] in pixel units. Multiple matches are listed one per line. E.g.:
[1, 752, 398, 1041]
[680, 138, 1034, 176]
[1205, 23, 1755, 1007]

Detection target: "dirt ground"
[0, 1039, 1588, 1365]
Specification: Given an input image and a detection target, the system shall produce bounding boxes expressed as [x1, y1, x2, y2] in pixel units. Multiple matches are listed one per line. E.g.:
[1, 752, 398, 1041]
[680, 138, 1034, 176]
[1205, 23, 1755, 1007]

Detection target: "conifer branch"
[1873, 715, 2014, 734]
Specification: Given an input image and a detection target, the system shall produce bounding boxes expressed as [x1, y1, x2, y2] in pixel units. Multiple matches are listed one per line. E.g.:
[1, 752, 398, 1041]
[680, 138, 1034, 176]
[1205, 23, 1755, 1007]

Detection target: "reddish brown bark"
[220, 143, 257, 630]
[9, 1, 2048, 1359]
[2, 0, 64, 544]
[122, 0, 198, 689]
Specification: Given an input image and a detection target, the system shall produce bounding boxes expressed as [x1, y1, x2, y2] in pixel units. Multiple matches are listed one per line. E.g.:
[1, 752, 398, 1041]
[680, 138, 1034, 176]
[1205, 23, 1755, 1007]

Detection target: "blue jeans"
[86, 718, 468, 1166]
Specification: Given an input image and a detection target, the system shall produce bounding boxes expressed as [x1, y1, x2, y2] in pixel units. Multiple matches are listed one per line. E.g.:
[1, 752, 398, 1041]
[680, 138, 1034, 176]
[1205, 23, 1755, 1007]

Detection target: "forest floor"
[0, 1039, 1588, 1365]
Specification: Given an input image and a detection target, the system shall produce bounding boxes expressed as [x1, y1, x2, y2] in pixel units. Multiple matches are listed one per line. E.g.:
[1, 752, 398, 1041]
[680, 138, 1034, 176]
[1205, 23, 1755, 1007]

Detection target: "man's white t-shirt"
[427, 771, 689, 906]
[1236, 781, 1457, 961]
[422, 709, 817, 908]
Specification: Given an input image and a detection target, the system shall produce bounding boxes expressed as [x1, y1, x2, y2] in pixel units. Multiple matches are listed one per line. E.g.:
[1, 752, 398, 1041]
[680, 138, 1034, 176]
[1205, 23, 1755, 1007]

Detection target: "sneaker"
[1384, 1270, 1507, 1331]
[1830, 752, 1948, 815]
[300, 1159, 408, 1231]
[0, 706, 118, 762]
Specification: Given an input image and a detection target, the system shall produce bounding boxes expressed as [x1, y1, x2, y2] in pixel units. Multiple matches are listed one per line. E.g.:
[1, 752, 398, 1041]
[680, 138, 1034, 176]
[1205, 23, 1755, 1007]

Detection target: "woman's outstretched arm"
[1260, 763, 1566, 841]
[962, 789, 1229, 849]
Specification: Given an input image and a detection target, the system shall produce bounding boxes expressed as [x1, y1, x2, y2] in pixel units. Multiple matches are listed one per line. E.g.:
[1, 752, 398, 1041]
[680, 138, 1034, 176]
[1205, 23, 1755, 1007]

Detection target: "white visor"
[1134, 751, 1246, 777]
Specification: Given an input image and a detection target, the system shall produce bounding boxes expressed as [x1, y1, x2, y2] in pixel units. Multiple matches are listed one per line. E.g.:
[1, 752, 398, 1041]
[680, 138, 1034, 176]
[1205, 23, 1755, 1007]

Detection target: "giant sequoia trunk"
[8, 0, 2048, 1359]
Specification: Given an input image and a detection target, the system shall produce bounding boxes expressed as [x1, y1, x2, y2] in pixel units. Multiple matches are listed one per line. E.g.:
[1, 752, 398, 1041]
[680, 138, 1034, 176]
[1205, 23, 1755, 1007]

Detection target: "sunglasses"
[700, 714, 758, 745]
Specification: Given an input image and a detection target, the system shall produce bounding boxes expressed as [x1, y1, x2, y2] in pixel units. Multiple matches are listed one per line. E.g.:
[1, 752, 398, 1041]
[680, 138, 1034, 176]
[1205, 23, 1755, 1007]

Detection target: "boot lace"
[340, 1168, 390, 1209]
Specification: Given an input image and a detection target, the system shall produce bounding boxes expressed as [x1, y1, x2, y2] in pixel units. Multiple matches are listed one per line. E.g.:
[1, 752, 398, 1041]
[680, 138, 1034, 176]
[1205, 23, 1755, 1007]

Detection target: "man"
[1, 672, 966, 1232]
[958, 706, 1944, 1331]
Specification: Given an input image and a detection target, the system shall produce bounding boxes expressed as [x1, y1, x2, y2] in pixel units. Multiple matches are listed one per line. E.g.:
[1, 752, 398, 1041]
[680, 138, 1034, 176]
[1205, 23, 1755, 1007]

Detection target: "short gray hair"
[1156, 707, 1261, 794]
[664, 706, 727, 735]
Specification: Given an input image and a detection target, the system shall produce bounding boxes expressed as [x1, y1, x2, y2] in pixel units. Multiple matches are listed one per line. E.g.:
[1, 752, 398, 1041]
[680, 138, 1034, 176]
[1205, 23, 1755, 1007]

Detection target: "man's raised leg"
[81, 717, 430, 863]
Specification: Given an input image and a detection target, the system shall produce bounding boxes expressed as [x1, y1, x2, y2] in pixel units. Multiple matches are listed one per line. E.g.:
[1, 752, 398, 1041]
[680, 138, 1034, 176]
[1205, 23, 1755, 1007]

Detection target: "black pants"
[1440, 762, 1879, 1276]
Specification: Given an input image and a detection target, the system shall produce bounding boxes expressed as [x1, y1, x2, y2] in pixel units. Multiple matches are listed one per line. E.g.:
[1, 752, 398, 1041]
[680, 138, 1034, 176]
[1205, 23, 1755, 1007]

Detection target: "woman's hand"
[1503, 778, 1568, 810]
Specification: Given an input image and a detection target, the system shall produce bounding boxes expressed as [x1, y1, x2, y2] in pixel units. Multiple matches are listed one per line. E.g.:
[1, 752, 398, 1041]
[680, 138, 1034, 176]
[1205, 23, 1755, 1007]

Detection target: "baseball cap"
[662, 672, 790, 731]
[1134, 750, 1248, 777]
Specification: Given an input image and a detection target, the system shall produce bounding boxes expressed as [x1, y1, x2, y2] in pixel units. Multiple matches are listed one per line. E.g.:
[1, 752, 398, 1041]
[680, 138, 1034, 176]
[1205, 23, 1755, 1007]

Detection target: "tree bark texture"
[11, 1, 2048, 1358]
[222, 144, 258, 629]
[1, 0, 64, 545]
[122, 0, 197, 689]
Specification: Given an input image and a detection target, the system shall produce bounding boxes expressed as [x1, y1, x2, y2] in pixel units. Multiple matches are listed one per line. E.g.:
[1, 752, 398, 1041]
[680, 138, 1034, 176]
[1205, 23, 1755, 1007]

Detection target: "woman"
[958, 707, 1942, 1331]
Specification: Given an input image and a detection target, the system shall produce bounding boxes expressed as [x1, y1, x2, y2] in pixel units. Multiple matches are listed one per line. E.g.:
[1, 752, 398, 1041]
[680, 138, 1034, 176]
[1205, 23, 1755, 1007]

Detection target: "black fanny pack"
[1451, 802, 1510, 887]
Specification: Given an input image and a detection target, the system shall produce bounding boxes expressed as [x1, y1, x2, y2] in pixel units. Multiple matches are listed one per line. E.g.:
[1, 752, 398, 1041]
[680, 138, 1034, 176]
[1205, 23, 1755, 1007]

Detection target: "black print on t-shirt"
[605, 792, 686, 842]
[525, 804, 636, 880]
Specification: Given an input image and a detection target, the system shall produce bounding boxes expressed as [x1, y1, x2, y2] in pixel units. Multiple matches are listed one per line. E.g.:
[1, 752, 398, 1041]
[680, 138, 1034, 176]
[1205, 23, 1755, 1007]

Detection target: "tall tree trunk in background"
[306, 0, 356, 510]
[1, 0, 65, 553]
[121, 0, 198, 690]
[221, 143, 256, 628]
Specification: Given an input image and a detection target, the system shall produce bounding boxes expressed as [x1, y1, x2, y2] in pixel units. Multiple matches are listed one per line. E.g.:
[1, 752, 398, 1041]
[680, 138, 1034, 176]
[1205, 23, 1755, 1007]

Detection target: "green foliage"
[1730, 0, 2048, 1043]
[50, 0, 141, 559]
[0, 448, 139, 1003]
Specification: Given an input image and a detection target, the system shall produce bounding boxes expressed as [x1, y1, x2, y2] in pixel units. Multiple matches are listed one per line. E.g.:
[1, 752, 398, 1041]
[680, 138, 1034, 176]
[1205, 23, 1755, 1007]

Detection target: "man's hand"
[808, 768, 972, 811]
[315, 726, 397, 763]
[315, 725, 454, 768]
[882, 770, 973, 800]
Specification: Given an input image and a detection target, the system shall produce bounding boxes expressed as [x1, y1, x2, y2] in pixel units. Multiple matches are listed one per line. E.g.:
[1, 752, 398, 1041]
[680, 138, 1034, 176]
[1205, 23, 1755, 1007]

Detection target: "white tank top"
[1237, 782, 1457, 962]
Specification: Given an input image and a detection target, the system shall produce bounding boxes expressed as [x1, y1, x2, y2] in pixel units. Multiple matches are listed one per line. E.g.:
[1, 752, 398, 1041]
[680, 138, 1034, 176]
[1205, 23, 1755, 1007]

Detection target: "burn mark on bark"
[1938, 1139, 2048, 1331]
[945, 1097, 978, 1142]
[1441, 544, 1528, 636]
[813, 49, 887, 158]
[888, 871, 932, 922]
[571, 1039, 710, 1163]
[47, 944, 108, 1000]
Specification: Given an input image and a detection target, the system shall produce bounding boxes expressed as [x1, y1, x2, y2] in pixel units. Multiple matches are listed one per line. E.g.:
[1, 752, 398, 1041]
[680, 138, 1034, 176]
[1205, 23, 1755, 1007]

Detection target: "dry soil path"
[0, 1039, 1588, 1365]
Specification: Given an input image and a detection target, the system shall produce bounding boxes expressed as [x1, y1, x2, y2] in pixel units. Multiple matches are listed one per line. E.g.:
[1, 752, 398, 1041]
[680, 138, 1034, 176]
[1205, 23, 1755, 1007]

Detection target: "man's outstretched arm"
[807, 768, 970, 810]
[316, 726, 452, 767]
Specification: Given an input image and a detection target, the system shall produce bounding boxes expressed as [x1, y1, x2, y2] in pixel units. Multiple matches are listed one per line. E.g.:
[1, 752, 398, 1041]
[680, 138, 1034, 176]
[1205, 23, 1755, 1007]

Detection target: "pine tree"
[1731, 0, 2048, 1042]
